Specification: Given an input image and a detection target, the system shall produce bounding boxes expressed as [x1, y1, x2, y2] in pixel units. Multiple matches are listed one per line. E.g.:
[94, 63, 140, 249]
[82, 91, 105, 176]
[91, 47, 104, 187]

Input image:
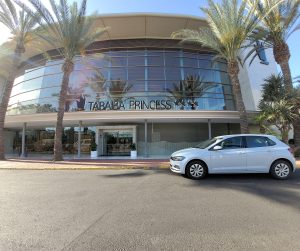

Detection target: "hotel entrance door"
[104, 131, 133, 156]
[97, 126, 136, 156]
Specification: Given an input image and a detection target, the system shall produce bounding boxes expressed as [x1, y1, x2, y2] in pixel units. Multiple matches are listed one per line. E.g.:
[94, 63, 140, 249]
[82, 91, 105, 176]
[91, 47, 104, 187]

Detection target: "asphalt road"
[0, 169, 300, 251]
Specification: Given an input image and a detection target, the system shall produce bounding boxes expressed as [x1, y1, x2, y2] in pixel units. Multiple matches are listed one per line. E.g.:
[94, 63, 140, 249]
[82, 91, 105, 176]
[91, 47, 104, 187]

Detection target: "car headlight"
[171, 156, 186, 161]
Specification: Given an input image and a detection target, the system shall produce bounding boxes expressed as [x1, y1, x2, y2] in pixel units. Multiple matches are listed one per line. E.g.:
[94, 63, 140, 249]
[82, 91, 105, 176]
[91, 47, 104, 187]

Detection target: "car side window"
[246, 136, 272, 148]
[217, 137, 243, 149]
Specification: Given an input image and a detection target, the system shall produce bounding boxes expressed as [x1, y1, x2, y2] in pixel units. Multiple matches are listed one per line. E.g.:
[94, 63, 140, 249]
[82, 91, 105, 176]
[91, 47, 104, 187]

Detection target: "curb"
[0, 166, 170, 171]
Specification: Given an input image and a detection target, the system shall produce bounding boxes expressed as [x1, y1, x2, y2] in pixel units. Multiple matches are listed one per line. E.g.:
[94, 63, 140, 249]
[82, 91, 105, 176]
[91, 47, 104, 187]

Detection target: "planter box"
[130, 150, 137, 159]
[90, 151, 98, 158]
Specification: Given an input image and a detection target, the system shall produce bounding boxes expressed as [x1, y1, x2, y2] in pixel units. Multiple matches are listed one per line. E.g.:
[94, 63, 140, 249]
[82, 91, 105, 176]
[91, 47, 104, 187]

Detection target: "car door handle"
[239, 151, 246, 154]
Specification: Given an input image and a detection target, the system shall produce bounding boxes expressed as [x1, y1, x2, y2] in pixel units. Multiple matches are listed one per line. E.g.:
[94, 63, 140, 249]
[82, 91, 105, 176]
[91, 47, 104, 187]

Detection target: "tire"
[186, 160, 207, 180]
[270, 160, 292, 180]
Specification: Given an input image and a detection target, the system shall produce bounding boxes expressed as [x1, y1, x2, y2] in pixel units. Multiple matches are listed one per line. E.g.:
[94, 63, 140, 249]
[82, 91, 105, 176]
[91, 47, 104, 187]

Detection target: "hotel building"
[2, 14, 278, 157]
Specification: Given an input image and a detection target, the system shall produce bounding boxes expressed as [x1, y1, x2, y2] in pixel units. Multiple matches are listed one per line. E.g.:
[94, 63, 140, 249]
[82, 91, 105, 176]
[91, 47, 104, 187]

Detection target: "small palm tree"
[172, 0, 267, 133]
[261, 74, 286, 101]
[256, 73, 299, 143]
[246, 0, 300, 94]
[168, 75, 213, 110]
[259, 100, 296, 143]
[0, 0, 39, 160]
[21, 0, 107, 161]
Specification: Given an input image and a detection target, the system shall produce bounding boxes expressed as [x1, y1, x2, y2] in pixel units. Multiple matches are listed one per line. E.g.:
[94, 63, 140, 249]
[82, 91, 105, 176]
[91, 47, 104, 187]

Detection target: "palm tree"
[21, 0, 107, 161]
[246, 0, 300, 94]
[86, 68, 106, 100]
[261, 74, 285, 101]
[0, 0, 38, 160]
[168, 75, 214, 110]
[108, 79, 132, 103]
[258, 100, 296, 143]
[172, 0, 266, 133]
[256, 73, 298, 143]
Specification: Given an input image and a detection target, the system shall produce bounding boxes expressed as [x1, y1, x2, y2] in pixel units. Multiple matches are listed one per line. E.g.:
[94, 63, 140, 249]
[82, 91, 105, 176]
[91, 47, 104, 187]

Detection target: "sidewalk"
[0, 157, 299, 171]
[0, 158, 170, 170]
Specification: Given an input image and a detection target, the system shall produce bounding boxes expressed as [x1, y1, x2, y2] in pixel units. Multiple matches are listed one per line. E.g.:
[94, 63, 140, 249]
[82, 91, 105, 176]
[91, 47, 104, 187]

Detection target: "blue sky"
[0, 0, 298, 79]
[84, 0, 299, 80]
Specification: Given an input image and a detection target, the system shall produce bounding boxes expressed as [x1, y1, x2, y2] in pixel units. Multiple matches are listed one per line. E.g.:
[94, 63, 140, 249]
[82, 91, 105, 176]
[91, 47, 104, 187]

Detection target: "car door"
[244, 136, 274, 172]
[209, 136, 247, 173]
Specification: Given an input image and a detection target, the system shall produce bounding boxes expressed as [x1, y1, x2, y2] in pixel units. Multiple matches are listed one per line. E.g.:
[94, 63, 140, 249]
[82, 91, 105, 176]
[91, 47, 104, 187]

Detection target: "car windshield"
[195, 137, 220, 149]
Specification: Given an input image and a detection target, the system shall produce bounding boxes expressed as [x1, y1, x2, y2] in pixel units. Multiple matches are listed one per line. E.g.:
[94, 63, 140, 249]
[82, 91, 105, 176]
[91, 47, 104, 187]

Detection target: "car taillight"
[288, 148, 294, 154]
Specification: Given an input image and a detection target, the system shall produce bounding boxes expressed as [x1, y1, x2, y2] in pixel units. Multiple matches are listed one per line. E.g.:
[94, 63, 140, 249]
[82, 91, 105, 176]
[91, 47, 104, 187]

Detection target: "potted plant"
[130, 143, 137, 159]
[90, 140, 98, 158]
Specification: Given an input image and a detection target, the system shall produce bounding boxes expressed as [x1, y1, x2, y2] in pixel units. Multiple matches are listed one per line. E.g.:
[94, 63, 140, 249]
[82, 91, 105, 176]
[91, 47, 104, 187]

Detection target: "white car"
[170, 134, 296, 180]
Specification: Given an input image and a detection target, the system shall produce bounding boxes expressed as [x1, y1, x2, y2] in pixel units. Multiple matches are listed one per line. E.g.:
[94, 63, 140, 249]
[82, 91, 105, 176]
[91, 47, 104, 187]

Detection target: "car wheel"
[186, 160, 207, 180]
[270, 160, 292, 180]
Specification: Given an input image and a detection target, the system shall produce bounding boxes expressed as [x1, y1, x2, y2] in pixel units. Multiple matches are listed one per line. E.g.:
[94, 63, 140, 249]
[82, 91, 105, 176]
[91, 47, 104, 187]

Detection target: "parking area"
[0, 168, 299, 250]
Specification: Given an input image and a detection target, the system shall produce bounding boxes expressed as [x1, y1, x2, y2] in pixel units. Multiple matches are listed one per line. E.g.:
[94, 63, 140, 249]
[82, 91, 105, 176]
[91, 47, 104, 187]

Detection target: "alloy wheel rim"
[274, 163, 290, 178]
[190, 163, 204, 177]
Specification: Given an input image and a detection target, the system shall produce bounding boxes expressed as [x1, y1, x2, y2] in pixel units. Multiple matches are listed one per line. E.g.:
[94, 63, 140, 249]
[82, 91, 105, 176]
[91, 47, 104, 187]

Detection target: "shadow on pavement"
[186, 170, 300, 211]
[102, 171, 148, 178]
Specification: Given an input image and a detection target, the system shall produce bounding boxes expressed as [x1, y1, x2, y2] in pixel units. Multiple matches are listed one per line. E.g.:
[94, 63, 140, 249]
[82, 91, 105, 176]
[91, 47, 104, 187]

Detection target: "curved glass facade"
[8, 49, 235, 115]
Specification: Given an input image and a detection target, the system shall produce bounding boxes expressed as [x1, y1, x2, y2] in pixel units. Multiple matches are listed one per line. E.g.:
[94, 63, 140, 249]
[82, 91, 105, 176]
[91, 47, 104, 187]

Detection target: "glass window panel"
[212, 62, 227, 72]
[23, 66, 45, 81]
[127, 81, 145, 92]
[219, 72, 231, 84]
[110, 67, 127, 80]
[222, 84, 233, 95]
[164, 52, 180, 67]
[127, 50, 145, 56]
[128, 56, 145, 66]
[9, 89, 41, 105]
[44, 62, 63, 75]
[165, 67, 181, 81]
[86, 68, 109, 83]
[128, 67, 145, 80]
[148, 80, 166, 92]
[199, 69, 213, 82]
[39, 87, 61, 99]
[198, 60, 212, 69]
[14, 75, 24, 85]
[11, 77, 43, 96]
[109, 51, 127, 57]
[147, 51, 164, 65]
[198, 54, 214, 61]
[42, 73, 63, 88]
[110, 57, 127, 67]
[148, 67, 164, 80]
[183, 68, 200, 78]
[183, 57, 198, 68]
[183, 52, 198, 58]
[224, 99, 235, 110]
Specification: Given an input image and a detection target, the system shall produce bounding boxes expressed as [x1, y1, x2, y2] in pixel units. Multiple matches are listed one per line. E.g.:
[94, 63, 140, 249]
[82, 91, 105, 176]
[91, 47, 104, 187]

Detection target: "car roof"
[216, 134, 275, 139]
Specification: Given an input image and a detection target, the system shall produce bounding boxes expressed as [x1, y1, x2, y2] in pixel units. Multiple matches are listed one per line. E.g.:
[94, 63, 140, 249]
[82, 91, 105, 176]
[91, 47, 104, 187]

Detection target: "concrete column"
[78, 121, 82, 158]
[144, 119, 148, 157]
[21, 122, 27, 158]
[208, 119, 212, 139]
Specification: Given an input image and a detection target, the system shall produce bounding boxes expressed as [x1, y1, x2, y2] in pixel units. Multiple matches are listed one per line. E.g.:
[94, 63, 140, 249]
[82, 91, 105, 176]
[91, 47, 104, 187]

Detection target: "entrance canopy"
[5, 110, 241, 129]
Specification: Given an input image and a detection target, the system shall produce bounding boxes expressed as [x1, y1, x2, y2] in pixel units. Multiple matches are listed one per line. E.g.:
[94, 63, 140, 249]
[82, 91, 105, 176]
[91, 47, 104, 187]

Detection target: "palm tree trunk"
[273, 41, 298, 146]
[293, 118, 300, 146]
[0, 46, 23, 160]
[53, 60, 74, 161]
[227, 61, 249, 133]
[281, 126, 289, 144]
[273, 41, 293, 94]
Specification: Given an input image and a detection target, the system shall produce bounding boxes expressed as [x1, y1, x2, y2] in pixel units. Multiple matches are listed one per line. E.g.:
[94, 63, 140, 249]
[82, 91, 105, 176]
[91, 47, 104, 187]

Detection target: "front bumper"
[170, 159, 185, 174]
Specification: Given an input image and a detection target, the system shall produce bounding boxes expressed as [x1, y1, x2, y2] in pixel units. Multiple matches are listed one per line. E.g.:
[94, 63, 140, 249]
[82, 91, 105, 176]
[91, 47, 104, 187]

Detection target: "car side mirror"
[212, 145, 222, 151]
